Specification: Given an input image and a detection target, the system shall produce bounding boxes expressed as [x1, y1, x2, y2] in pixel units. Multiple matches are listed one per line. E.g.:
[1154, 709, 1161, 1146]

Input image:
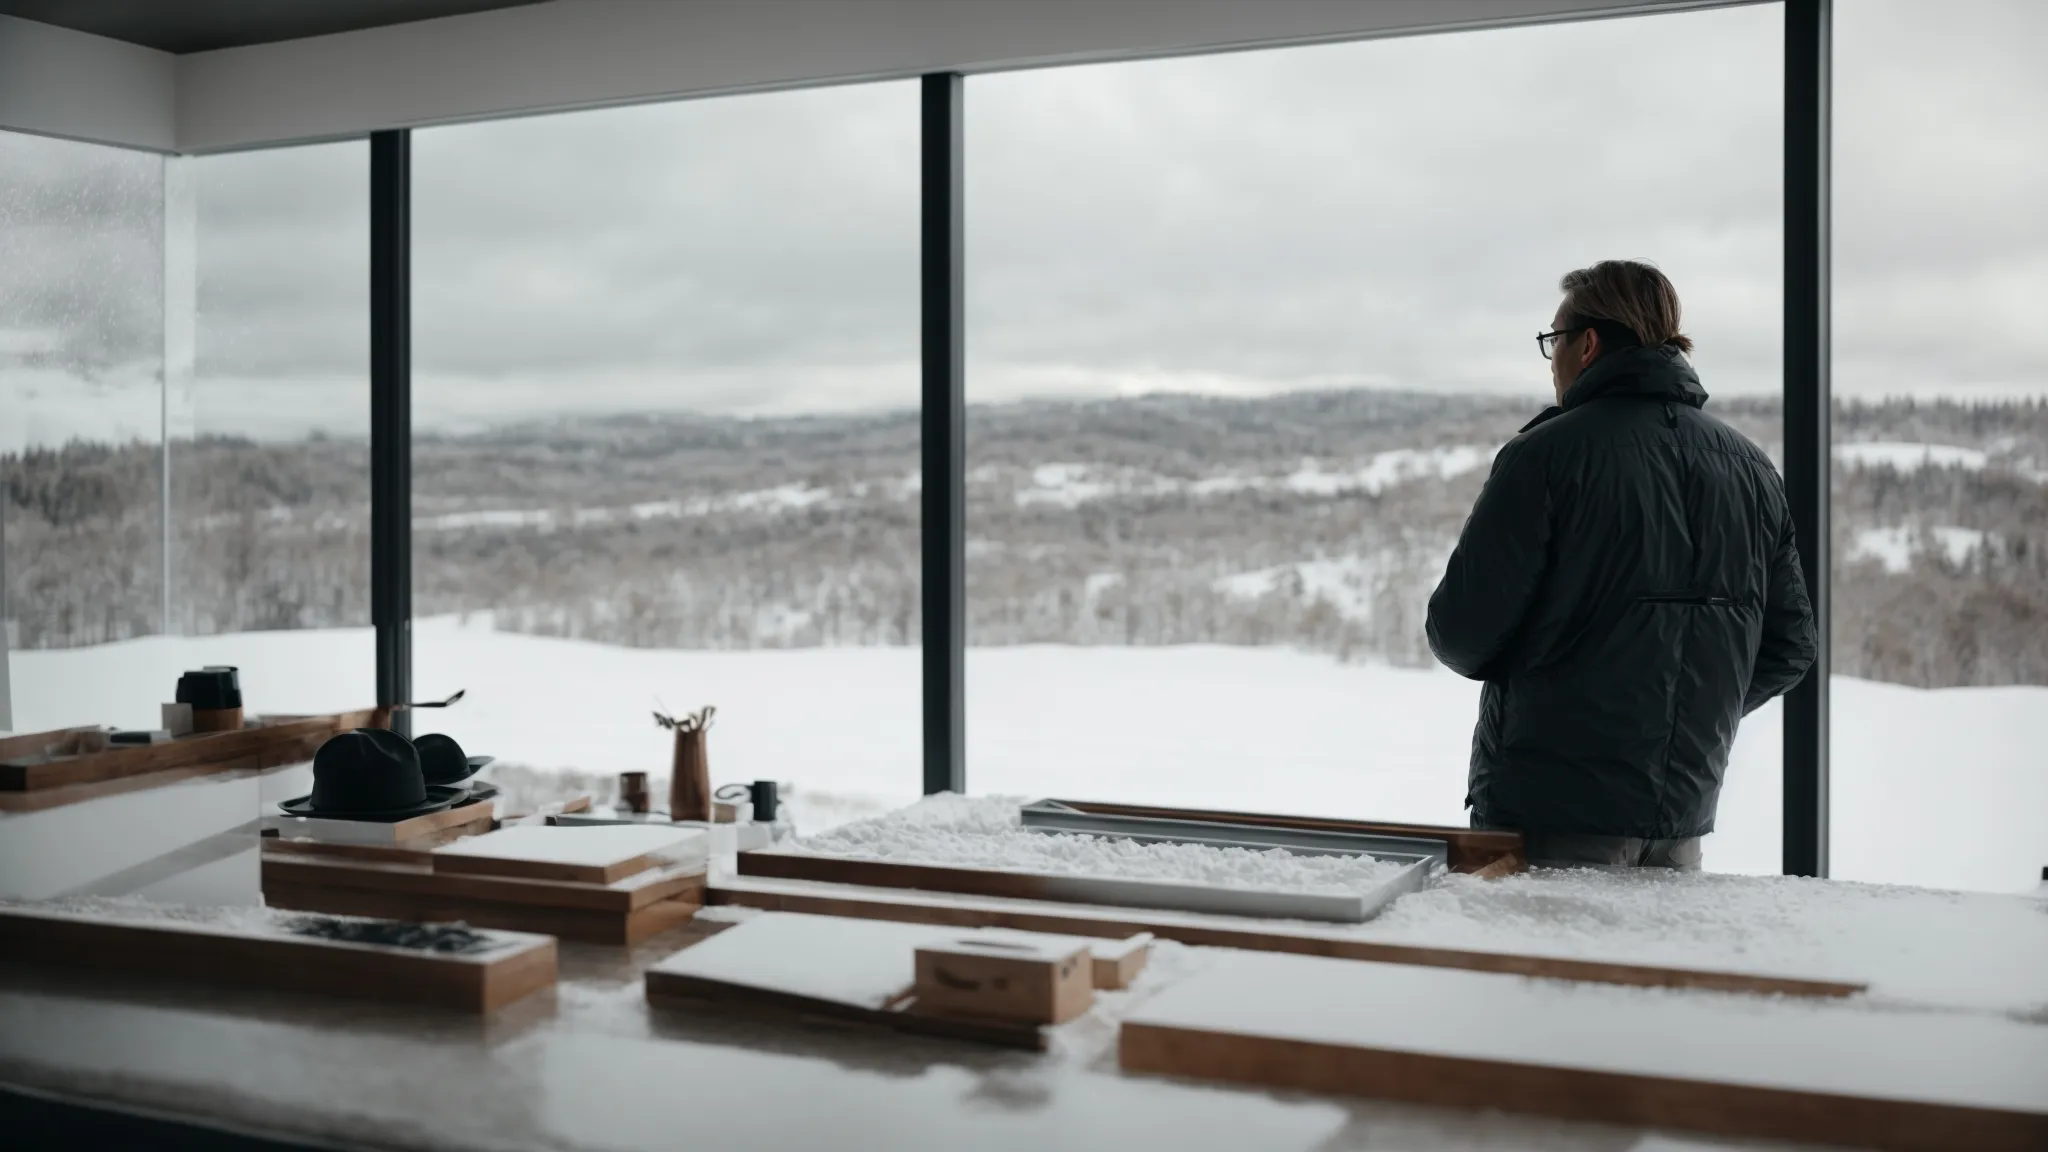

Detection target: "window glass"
[1832, 0, 2048, 892]
[412, 83, 919, 826]
[966, 5, 1787, 872]
[1, 131, 164, 733]
[171, 141, 372, 717]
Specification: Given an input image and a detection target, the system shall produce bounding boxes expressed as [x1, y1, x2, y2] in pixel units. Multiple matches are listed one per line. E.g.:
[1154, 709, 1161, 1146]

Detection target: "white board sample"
[651, 912, 943, 1008]
[432, 824, 704, 870]
[1125, 948, 2048, 1116]
[649, 912, 1145, 1010]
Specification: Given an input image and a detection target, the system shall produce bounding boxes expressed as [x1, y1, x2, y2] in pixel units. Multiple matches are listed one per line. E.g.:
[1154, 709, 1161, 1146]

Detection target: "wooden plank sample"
[1037, 798, 1524, 874]
[0, 759, 259, 814]
[913, 937, 1093, 1024]
[0, 726, 103, 762]
[431, 824, 705, 884]
[0, 708, 380, 792]
[259, 821, 492, 867]
[263, 879, 702, 945]
[261, 853, 706, 912]
[737, 851, 1407, 922]
[267, 798, 495, 845]
[1120, 950, 2048, 1152]
[0, 903, 555, 1014]
[708, 878, 1865, 1000]
[643, 912, 1045, 1050]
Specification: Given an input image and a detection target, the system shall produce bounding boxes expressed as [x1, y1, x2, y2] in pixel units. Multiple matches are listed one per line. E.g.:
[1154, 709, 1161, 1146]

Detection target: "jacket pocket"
[1635, 593, 1740, 608]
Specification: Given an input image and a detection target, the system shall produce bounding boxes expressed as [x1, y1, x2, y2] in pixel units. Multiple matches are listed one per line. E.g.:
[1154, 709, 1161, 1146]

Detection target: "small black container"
[175, 666, 242, 710]
[749, 779, 779, 822]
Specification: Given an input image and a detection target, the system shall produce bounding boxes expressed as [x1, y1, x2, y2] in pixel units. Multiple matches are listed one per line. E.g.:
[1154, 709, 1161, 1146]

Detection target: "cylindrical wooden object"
[669, 729, 711, 822]
[619, 771, 650, 814]
[191, 706, 244, 733]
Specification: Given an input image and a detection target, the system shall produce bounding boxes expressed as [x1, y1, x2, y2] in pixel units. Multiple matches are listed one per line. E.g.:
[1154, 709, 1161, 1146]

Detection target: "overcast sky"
[3, 0, 2045, 447]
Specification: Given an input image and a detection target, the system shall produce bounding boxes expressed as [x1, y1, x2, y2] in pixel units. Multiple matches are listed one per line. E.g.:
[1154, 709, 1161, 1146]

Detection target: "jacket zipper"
[1635, 594, 1739, 608]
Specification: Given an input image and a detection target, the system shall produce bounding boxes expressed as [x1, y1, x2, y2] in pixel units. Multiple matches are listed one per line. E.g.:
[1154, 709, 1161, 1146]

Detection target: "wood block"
[259, 821, 491, 866]
[642, 911, 1047, 1050]
[706, 880, 1865, 1000]
[263, 879, 702, 945]
[0, 708, 379, 792]
[913, 937, 1092, 1025]
[0, 759, 259, 814]
[0, 903, 556, 1014]
[261, 852, 706, 912]
[1119, 949, 2048, 1152]
[269, 797, 495, 845]
[1090, 933, 1152, 990]
[945, 926, 1151, 990]
[431, 824, 705, 884]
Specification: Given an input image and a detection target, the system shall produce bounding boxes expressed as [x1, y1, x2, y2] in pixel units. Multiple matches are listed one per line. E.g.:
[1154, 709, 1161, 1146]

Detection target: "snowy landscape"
[6, 391, 2045, 897]
[10, 391, 2047, 684]
[12, 617, 2045, 896]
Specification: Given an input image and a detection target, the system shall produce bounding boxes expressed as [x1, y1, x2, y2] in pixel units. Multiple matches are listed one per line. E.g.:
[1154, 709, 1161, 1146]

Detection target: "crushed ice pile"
[779, 792, 1407, 895]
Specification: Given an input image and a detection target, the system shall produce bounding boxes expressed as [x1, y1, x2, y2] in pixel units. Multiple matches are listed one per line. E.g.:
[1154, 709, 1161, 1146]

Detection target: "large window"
[965, 5, 1787, 872]
[412, 84, 919, 824]
[1831, 0, 2048, 892]
[1, 131, 165, 733]
[0, 134, 369, 736]
[171, 141, 372, 717]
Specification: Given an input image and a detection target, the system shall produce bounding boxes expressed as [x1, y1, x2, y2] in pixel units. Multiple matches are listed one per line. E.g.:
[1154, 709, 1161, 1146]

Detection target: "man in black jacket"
[1426, 261, 1816, 870]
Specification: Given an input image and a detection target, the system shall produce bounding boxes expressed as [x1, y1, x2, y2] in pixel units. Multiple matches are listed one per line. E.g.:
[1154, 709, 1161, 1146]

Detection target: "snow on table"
[778, 793, 1412, 895]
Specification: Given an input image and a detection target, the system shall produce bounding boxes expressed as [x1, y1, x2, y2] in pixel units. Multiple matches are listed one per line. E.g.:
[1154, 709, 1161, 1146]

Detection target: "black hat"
[279, 728, 462, 821]
[414, 732, 494, 788]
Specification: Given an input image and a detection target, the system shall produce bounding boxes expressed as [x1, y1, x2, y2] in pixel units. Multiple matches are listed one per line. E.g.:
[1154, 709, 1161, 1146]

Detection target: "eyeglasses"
[1537, 327, 1588, 361]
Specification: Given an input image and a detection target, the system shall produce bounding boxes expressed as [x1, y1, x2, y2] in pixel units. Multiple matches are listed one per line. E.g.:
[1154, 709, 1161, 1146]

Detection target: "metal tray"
[1018, 799, 1450, 868]
[973, 853, 1436, 924]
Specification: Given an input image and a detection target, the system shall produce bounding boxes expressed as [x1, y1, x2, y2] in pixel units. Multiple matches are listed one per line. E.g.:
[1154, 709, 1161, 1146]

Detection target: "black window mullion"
[1782, 0, 1831, 877]
[370, 130, 413, 737]
[921, 74, 966, 796]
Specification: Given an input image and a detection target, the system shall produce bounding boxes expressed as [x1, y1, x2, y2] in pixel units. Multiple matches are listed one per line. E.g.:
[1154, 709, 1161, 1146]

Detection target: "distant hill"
[6, 391, 2045, 688]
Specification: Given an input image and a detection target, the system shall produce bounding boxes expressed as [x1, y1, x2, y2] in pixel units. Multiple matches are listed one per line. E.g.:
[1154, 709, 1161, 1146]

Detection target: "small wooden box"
[1092, 933, 1153, 990]
[913, 937, 1093, 1025]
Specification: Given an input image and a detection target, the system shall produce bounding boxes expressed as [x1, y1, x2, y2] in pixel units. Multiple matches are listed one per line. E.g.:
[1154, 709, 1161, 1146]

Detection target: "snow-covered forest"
[6, 392, 2045, 690]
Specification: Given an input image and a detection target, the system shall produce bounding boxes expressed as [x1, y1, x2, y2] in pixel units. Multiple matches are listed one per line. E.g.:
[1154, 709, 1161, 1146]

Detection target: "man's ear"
[1579, 326, 1602, 362]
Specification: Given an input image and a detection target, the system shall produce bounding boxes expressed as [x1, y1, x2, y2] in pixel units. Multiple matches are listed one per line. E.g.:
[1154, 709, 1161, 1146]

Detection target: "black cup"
[749, 780, 780, 822]
[175, 667, 242, 710]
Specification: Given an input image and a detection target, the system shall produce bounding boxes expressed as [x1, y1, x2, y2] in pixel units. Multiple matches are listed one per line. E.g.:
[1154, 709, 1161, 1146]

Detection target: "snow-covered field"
[10, 616, 2044, 894]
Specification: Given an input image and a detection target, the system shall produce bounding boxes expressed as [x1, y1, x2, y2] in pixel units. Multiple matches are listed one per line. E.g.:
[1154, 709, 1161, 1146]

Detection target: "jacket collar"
[1561, 343, 1708, 411]
[1519, 345, 1706, 434]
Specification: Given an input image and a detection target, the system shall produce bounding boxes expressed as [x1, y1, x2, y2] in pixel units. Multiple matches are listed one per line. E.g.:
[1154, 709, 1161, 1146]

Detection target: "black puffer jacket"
[1426, 344, 1816, 838]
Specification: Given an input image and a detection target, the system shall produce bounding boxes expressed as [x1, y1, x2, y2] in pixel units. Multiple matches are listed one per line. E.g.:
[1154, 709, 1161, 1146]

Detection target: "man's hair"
[1559, 260, 1694, 354]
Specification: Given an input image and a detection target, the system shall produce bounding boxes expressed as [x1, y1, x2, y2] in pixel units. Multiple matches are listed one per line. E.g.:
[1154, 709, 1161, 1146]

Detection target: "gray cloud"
[5, 0, 2045, 445]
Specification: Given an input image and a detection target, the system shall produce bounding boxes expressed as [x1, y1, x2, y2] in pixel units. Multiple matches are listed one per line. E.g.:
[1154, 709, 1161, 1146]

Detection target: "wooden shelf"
[1, 708, 383, 793]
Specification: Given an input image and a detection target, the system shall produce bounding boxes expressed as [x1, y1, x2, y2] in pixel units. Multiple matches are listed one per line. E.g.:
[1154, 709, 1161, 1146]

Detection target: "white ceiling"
[0, 0, 1750, 154]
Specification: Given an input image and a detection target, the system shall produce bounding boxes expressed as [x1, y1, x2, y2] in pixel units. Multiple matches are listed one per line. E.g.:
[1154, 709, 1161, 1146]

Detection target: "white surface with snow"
[10, 619, 2044, 894]
[782, 793, 1408, 894]
[1129, 948, 2048, 1111]
[429, 824, 702, 869]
